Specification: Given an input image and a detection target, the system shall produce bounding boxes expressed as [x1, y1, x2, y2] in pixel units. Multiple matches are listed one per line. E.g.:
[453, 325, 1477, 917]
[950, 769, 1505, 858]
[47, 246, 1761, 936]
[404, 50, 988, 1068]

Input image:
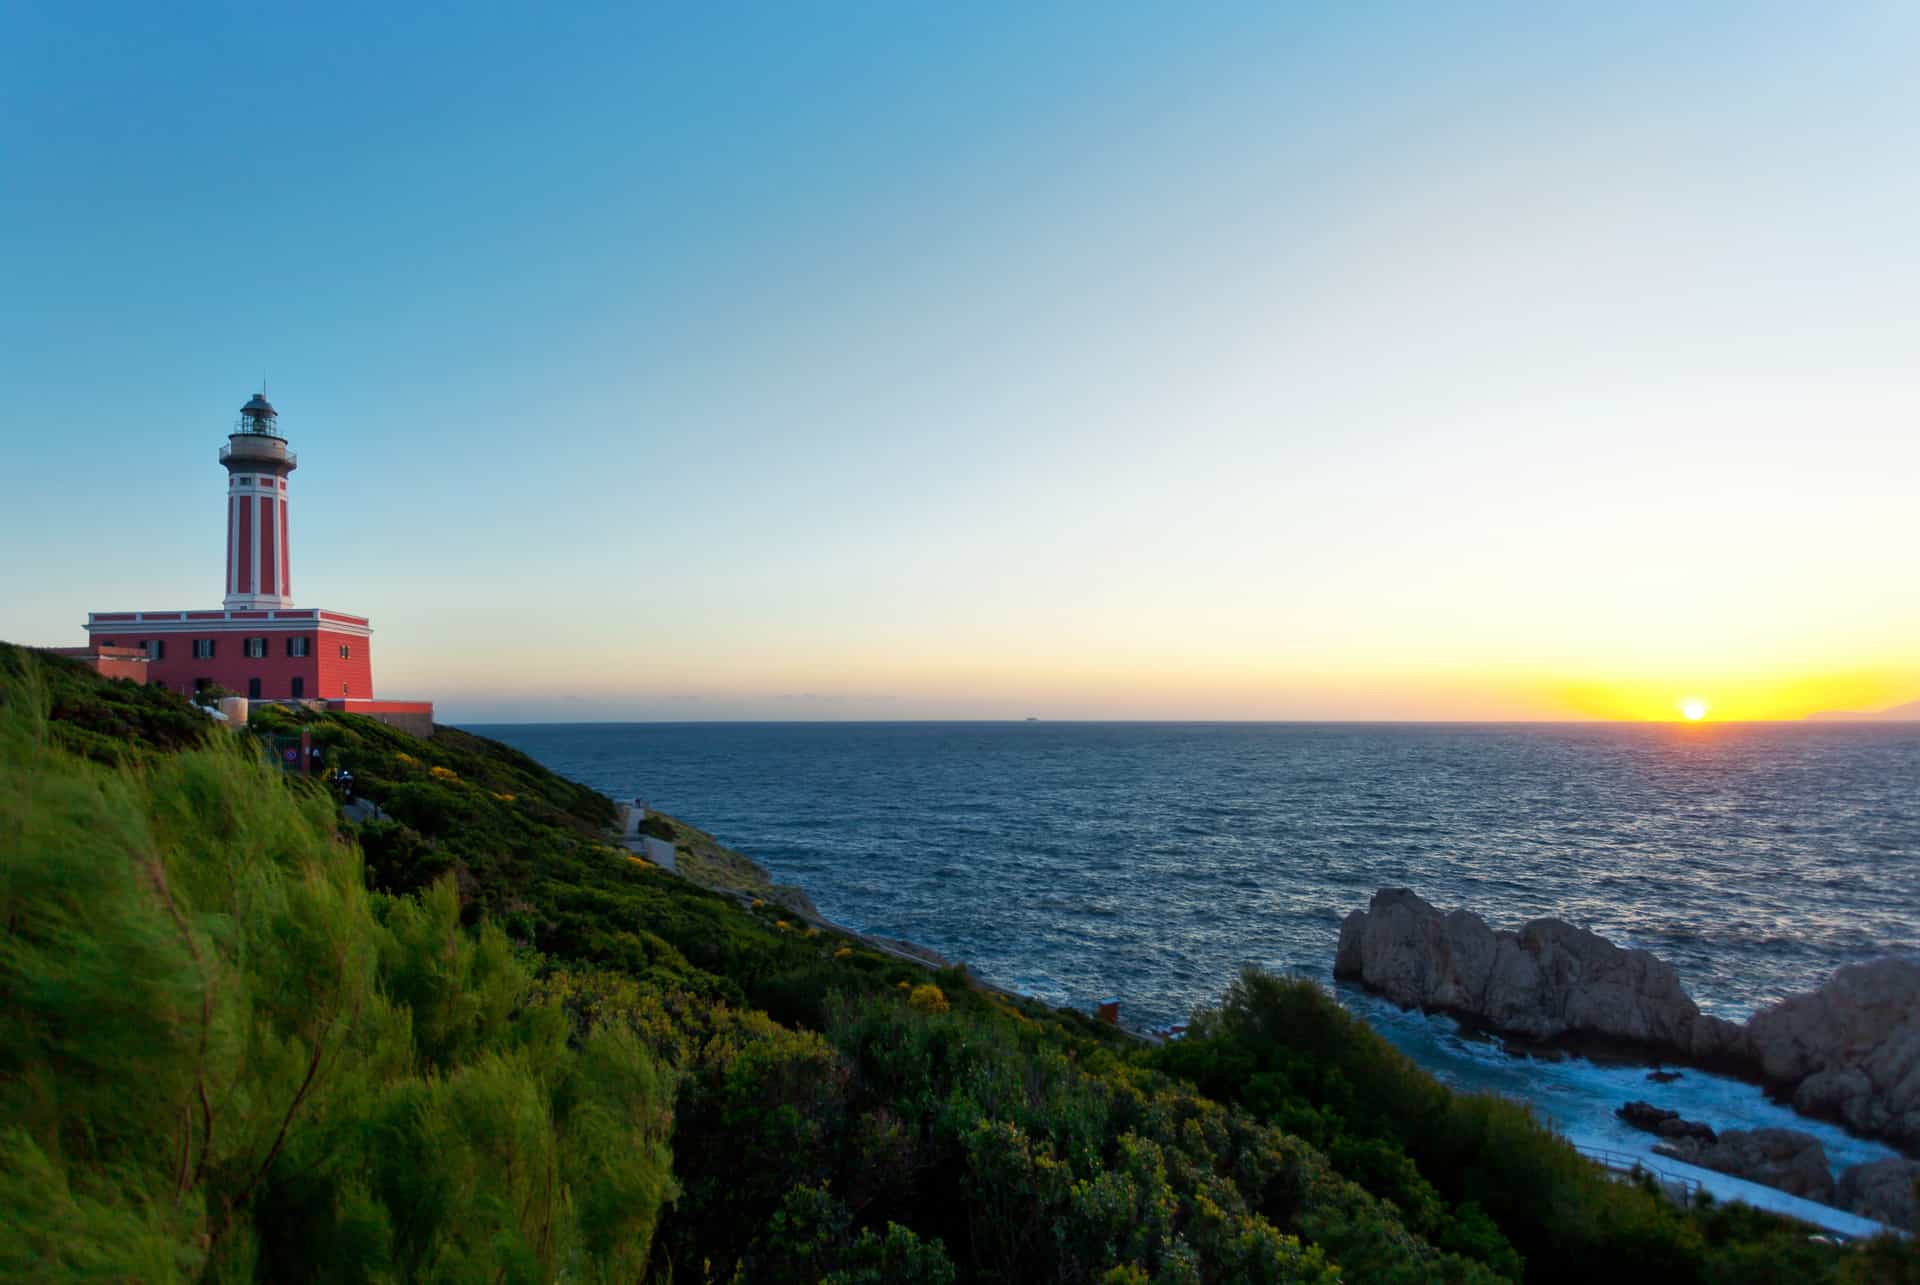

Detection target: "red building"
[76, 392, 433, 735]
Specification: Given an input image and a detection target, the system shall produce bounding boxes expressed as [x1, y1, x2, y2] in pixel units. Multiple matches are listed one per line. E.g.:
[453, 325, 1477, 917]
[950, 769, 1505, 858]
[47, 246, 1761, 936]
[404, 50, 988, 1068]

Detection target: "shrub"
[0, 664, 677, 1281]
[190, 682, 233, 709]
[909, 983, 951, 1015]
[1152, 969, 1703, 1283]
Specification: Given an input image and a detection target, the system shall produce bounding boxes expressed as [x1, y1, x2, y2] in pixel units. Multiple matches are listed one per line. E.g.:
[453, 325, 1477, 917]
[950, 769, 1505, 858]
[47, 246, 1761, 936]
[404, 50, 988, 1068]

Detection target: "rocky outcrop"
[1655, 1128, 1835, 1203]
[767, 883, 825, 923]
[1744, 958, 1920, 1153]
[1335, 889, 1920, 1153]
[1616, 1100, 1716, 1143]
[1836, 1157, 1920, 1232]
[1627, 1105, 1918, 1228]
[1333, 888, 1740, 1056]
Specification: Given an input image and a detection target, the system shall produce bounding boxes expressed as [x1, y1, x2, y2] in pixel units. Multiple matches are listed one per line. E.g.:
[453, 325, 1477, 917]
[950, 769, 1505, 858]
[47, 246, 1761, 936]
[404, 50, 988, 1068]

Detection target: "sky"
[3, 2, 1917, 722]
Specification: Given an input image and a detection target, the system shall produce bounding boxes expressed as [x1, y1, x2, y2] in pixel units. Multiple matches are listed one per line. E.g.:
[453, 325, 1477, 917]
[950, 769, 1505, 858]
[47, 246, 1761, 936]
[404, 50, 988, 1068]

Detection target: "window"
[192, 638, 216, 659]
[143, 639, 165, 661]
[244, 637, 267, 659]
[247, 677, 262, 700]
[286, 636, 310, 657]
[291, 677, 305, 699]
[338, 643, 351, 660]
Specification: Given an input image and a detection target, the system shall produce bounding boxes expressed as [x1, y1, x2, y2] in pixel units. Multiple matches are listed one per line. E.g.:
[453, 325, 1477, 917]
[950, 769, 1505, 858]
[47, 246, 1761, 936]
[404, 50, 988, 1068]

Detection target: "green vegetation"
[25, 646, 211, 764]
[0, 649, 672, 1281]
[4, 641, 1916, 1282]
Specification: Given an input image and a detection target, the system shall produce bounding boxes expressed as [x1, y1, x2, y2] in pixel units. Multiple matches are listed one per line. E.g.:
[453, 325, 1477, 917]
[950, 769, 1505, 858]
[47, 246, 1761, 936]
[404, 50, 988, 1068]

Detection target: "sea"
[471, 720, 1919, 1176]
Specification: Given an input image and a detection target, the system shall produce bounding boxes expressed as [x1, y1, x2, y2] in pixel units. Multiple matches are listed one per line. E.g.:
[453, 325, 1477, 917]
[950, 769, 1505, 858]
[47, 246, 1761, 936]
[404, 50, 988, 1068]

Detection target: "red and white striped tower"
[221, 392, 299, 609]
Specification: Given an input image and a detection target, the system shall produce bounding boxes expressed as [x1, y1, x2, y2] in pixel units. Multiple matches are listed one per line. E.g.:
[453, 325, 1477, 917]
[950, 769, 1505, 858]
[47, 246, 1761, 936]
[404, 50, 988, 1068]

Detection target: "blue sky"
[4, 3, 1917, 721]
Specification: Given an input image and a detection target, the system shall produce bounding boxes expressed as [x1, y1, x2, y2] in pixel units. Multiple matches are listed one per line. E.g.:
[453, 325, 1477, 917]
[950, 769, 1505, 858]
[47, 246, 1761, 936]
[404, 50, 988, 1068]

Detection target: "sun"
[1679, 697, 1709, 722]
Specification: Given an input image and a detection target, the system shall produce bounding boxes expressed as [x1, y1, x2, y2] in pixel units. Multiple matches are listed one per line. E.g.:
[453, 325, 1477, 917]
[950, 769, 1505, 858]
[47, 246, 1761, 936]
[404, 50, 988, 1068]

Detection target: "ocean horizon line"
[452, 715, 1917, 728]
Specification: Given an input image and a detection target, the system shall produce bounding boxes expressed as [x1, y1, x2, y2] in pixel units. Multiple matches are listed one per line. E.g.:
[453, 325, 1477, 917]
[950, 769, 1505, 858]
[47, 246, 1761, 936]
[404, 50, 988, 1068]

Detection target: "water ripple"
[476, 721, 1920, 1031]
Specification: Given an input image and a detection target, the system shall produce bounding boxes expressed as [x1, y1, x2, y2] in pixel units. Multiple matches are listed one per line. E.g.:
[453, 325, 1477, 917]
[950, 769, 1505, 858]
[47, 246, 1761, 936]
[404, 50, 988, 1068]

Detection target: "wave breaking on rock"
[1334, 888, 1920, 1156]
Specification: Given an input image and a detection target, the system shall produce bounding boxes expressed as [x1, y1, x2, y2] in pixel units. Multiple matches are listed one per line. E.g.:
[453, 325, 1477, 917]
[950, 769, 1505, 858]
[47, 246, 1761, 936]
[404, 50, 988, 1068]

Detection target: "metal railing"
[1574, 1144, 1703, 1201]
[219, 442, 296, 466]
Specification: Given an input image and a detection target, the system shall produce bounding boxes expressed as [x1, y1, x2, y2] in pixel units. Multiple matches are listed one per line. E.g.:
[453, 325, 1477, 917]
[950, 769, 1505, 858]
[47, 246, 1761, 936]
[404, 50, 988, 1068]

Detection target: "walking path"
[612, 801, 678, 872]
[343, 797, 386, 824]
[618, 832, 677, 873]
[1569, 1135, 1905, 1242]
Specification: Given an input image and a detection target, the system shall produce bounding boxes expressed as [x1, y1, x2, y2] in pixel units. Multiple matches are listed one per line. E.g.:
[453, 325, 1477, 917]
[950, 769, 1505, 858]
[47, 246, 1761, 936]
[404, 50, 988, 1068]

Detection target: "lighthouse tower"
[72, 389, 436, 736]
[223, 393, 297, 609]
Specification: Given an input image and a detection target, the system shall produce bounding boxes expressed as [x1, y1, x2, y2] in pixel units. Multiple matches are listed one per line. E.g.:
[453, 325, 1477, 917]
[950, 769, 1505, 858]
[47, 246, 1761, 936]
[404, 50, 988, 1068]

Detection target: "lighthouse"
[223, 393, 297, 609]
[70, 391, 435, 735]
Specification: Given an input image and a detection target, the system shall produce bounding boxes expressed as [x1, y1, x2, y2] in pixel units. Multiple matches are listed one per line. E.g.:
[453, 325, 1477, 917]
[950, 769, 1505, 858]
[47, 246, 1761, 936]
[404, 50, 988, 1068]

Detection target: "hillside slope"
[4, 642, 1912, 1283]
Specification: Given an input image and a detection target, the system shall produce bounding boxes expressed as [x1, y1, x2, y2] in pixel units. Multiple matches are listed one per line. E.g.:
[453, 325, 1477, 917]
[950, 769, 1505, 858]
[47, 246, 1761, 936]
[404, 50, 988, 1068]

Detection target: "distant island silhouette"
[1804, 699, 1920, 722]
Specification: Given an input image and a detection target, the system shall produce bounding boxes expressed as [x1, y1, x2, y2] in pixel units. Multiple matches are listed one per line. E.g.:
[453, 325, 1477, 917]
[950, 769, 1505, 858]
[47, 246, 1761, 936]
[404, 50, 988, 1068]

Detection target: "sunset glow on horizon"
[4, 5, 1918, 723]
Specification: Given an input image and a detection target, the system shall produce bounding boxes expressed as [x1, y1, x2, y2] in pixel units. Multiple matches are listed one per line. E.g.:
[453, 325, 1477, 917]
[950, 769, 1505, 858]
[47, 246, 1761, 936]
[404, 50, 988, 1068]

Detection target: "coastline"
[628, 803, 1163, 1039]
[1335, 888, 1920, 1158]
[623, 796, 1911, 1236]
[468, 719, 1920, 1043]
